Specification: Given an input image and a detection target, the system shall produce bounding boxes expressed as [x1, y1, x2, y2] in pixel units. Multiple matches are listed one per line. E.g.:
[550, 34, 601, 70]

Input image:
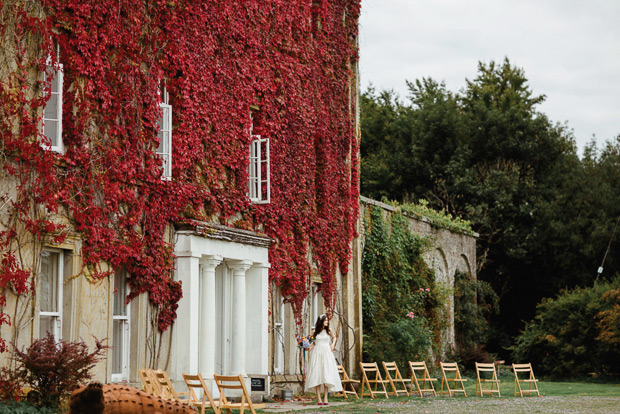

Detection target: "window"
[157, 86, 172, 180]
[248, 115, 270, 203]
[111, 270, 130, 382]
[273, 288, 284, 374]
[42, 63, 64, 153]
[39, 250, 63, 340]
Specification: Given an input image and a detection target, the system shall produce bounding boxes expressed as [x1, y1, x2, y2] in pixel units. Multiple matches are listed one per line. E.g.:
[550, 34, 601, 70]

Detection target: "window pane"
[163, 107, 170, 131]
[157, 117, 164, 152]
[44, 93, 59, 120]
[113, 271, 127, 316]
[50, 71, 60, 92]
[39, 315, 54, 338]
[43, 120, 59, 147]
[112, 319, 124, 374]
[40, 252, 59, 312]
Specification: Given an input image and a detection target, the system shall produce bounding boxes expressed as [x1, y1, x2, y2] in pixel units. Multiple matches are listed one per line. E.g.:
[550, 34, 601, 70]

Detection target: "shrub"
[0, 368, 24, 403]
[512, 275, 620, 378]
[0, 401, 56, 414]
[12, 334, 108, 408]
[364, 317, 433, 373]
[453, 270, 498, 368]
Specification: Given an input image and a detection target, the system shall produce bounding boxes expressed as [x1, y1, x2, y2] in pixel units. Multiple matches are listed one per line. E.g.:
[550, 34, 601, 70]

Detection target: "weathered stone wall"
[359, 196, 477, 351]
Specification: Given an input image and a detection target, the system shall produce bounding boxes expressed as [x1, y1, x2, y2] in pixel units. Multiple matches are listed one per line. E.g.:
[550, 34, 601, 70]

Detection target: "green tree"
[360, 59, 620, 353]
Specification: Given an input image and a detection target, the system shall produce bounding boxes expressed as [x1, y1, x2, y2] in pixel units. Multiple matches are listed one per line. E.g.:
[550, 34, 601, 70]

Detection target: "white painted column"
[245, 262, 270, 375]
[174, 251, 201, 379]
[227, 260, 252, 376]
[199, 255, 223, 378]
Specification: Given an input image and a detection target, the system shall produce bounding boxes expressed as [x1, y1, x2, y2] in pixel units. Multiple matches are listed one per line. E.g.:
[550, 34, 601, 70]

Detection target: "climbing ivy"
[0, 0, 360, 347]
[382, 198, 474, 235]
[361, 205, 448, 369]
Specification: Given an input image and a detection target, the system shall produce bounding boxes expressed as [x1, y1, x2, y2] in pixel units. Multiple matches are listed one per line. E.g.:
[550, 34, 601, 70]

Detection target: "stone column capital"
[227, 259, 253, 273]
[201, 255, 223, 269]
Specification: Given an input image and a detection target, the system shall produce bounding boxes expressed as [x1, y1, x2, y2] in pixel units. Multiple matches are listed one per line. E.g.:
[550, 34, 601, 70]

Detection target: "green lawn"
[266, 380, 620, 413]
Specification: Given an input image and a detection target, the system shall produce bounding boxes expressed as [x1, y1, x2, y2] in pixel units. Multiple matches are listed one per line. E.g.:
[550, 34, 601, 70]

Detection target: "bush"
[512, 275, 620, 378]
[453, 270, 499, 369]
[12, 334, 108, 408]
[364, 317, 433, 373]
[0, 368, 24, 403]
[0, 401, 56, 414]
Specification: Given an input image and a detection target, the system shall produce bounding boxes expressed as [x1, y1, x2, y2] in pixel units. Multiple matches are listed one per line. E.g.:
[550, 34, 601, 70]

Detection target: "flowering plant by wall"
[0, 0, 360, 344]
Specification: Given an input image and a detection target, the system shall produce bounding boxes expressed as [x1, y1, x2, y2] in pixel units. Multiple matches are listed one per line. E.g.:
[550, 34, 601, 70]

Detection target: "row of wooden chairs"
[336, 361, 539, 399]
[138, 369, 265, 414]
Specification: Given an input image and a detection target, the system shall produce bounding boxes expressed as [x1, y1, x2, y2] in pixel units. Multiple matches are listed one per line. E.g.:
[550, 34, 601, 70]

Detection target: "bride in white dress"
[304, 314, 342, 405]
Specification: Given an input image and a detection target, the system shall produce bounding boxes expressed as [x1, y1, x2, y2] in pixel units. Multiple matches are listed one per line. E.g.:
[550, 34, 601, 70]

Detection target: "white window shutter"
[42, 64, 64, 153]
[157, 103, 172, 180]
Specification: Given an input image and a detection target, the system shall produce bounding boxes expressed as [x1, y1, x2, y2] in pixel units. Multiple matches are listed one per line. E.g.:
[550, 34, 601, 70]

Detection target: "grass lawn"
[266, 379, 620, 413]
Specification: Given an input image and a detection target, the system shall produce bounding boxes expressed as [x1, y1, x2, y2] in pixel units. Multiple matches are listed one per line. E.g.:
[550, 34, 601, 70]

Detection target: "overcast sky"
[359, 0, 620, 154]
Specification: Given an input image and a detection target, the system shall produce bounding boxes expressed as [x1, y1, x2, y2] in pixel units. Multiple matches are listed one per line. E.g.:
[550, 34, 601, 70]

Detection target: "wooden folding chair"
[359, 362, 389, 399]
[138, 369, 160, 396]
[475, 362, 501, 397]
[213, 374, 266, 414]
[439, 362, 467, 397]
[382, 362, 410, 396]
[408, 361, 438, 397]
[182, 373, 221, 414]
[512, 363, 540, 397]
[152, 370, 189, 402]
[335, 365, 359, 399]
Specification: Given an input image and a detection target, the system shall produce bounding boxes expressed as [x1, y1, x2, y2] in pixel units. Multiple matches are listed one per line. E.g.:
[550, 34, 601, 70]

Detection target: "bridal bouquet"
[297, 335, 315, 349]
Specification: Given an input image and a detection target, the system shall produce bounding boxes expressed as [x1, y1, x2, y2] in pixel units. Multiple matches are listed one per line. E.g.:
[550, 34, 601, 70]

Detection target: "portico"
[172, 222, 271, 395]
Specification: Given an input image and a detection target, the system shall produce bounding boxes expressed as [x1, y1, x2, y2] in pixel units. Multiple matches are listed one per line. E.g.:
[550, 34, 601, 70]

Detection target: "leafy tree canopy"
[361, 58, 620, 352]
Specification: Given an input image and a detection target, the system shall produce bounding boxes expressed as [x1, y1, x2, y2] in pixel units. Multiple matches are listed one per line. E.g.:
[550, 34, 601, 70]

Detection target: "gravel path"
[265, 396, 620, 413]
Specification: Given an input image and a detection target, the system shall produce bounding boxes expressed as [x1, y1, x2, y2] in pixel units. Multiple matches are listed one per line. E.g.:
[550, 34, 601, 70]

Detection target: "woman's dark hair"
[314, 314, 330, 336]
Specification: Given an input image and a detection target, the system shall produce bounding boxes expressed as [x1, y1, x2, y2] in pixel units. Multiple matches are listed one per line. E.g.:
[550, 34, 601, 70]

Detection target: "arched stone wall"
[358, 197, 478, 353]
[456, 254, 472, 276]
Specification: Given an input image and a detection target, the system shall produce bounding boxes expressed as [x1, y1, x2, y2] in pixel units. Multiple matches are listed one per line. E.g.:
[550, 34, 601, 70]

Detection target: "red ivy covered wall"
[0, 0, 360, 340]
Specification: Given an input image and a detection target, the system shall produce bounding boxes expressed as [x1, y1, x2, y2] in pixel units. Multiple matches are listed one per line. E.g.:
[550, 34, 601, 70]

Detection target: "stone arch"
[431, 248, 449, 286]
[455, 254, 472, 277]
[430, 247, 454, 351]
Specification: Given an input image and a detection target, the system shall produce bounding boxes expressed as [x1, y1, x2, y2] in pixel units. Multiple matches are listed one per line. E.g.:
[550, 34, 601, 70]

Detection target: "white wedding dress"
[304, 330, 343, 392]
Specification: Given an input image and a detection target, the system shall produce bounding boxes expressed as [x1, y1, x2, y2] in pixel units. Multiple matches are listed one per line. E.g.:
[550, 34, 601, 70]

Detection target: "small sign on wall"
[250, 377, 265, 392]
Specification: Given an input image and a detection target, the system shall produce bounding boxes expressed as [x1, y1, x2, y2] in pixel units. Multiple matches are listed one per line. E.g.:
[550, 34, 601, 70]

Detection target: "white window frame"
[311, 284, 319, 326]
[157, 86, 172, 180]
[249, 135, 270, 204]
[42, 61, 64, 153]
[111, 270, 131, 382]
[273, 288, 284, 374]
[39, 249, 63, 340]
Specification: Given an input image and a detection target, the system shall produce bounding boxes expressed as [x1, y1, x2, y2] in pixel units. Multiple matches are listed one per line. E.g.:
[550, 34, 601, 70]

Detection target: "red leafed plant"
[12, 334, 109, 408]
[0, 0, 360, 337]
[0, 366, 25, 402]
